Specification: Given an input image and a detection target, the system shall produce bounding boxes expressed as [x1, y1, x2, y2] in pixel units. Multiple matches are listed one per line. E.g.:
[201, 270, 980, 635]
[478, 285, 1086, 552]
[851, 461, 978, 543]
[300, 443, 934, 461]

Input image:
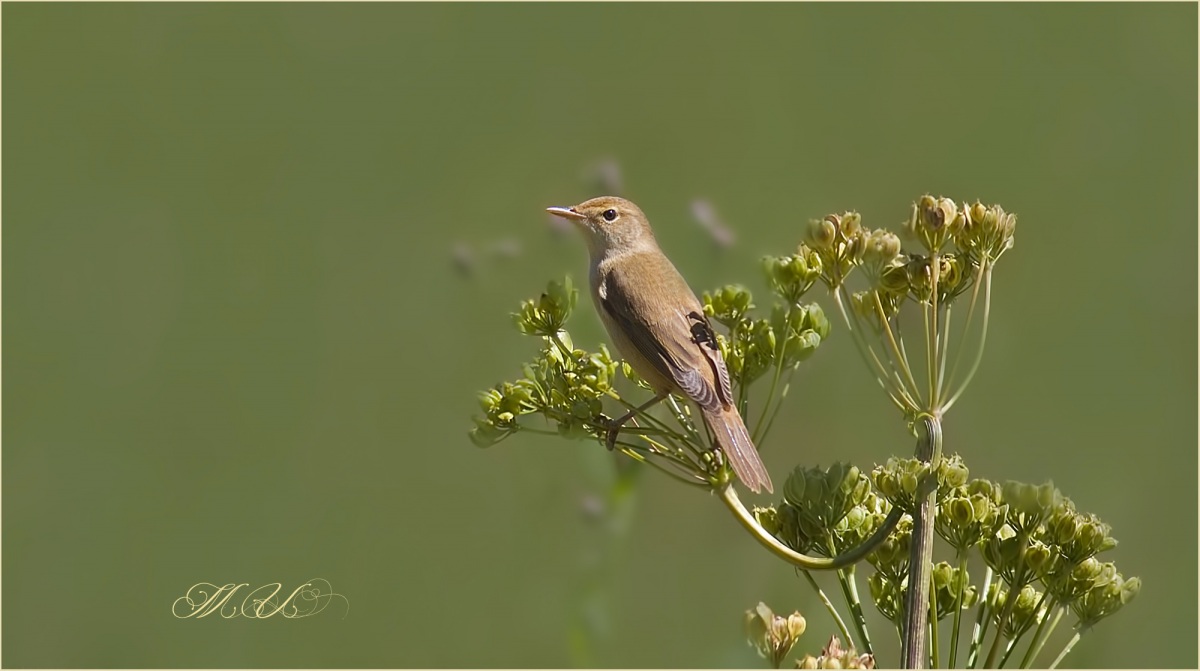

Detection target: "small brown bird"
[546, 196, 773, 493]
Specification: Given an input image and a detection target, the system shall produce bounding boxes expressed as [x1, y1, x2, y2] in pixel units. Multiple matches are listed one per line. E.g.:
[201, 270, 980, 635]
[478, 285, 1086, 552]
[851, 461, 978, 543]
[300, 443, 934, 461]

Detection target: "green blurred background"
[3, 3, 1195, 668]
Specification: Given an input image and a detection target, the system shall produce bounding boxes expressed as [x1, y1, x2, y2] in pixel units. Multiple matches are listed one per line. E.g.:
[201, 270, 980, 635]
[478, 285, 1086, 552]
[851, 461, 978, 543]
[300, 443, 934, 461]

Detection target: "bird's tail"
[702, 406, 773, 493]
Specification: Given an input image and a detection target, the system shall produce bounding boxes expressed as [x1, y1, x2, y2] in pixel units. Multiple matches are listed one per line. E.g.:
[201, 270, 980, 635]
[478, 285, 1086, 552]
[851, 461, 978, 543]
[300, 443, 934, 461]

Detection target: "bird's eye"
[602, 209, 618, 222]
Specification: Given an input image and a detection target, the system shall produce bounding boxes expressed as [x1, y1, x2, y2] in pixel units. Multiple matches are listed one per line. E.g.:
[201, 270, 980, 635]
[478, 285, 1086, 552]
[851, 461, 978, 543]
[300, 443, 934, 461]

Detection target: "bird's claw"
[604, 425, 620, 451]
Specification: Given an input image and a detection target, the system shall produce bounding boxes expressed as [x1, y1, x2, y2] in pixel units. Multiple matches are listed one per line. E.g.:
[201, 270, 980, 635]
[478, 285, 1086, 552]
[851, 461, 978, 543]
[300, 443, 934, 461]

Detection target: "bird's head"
[546, 196, 657, 258]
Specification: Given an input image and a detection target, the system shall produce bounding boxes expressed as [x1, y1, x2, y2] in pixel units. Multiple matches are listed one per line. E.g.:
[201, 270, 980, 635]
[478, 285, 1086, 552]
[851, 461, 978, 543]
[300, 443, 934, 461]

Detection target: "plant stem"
[928, 253, 940, 407]
[944, 262, 986, 394]
[827, 536, 873, 655]
[718, 484, 903, 571]
[943, 267, 992, 412]
[966, 566, 994, 669]
[665, 395, 703, 445]
[948, 552, 969, 668]
[801, 570, 856, 651]
[984, 564, 1029, 669]
[900, 414, 943, 669]
[929, 581, 940, 669]
[999, 590, 1050, 667]
[758, 363, 799, 445]
[613, 444, 708, 488]
[873, 291, 922, 406]
[1020, 604, 1064, 669]
[1051, 633, 1089, 667]
[753, 302, 793, 443]
[1048, 630, 1083, 669]
[835, 288, 919, 413]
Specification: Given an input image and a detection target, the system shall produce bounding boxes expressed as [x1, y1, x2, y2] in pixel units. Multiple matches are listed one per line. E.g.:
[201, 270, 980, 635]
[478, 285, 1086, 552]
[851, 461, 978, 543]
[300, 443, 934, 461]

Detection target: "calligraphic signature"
[172, 579, 348, 619]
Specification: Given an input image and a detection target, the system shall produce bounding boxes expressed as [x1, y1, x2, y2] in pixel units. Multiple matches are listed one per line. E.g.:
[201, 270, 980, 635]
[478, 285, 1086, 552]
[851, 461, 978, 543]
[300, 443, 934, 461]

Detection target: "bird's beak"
[546, 206, 586, 221]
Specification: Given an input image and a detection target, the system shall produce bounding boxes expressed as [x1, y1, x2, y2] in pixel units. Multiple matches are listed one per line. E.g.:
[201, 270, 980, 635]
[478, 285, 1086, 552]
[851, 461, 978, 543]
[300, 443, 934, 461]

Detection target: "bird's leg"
[606, 392, 668, 451]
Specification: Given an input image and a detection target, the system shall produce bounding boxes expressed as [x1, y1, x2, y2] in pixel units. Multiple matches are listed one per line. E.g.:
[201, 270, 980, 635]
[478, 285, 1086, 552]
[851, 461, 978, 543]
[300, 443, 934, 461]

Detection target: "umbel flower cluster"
[753, 458, 1138, 668]
[470, 265, 830, 488]
[470, 195, 1138, 668]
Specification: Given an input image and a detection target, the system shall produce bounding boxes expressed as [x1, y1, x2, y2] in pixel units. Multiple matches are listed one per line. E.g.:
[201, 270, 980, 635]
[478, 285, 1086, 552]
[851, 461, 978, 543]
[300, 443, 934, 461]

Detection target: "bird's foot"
[604, 424, 620, 451]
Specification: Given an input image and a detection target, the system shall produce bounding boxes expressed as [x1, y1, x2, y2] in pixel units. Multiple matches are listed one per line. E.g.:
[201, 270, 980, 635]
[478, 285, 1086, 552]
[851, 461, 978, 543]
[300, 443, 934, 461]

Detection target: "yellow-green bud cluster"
[1070, 571, 1140, 627]
[512, 276, 577, 336]
[702, 286, 829, 387]
[470, 332, 620, 447]
[931, 561, 979, 620]
[472, 278, 628, 448]
[937, 478, 1006, 552]
[870, 454, 967, 514]
[783, 463, 875, 555]
[744, 602, 807, 668]
[795, 636, 875, 669]
[804, 212, 866, 288]
[763, 246, 824, 304]
[989, 583, 1049, 639]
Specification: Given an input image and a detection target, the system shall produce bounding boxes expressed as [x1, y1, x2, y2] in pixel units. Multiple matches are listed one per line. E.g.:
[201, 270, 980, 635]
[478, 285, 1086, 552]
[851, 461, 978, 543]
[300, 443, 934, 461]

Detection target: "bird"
[545, 196, 773, 493]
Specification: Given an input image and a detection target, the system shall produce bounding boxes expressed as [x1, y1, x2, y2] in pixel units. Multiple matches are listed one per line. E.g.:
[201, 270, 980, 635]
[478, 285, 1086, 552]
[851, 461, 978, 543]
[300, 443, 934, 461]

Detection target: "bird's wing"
[599, 256, 733, 412]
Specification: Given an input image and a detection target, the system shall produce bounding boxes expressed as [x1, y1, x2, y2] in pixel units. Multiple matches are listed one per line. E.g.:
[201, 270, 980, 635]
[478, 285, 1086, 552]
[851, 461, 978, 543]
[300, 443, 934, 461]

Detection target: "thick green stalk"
[718, 484, 903, 571]
[900, 415, 943, 669]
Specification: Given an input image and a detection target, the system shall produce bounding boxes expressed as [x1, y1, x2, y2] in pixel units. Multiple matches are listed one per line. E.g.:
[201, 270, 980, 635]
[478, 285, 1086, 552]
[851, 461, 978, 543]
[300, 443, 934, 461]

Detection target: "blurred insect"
[583, 157, 624, 197]
[690, 199, 736, 250]
[450, 242, 476, 276]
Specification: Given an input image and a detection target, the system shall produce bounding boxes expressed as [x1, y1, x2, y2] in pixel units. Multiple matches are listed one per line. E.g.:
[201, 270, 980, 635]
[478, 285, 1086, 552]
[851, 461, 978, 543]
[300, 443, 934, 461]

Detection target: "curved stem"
[801, 570, 856, 651]
[943, 267, 992, 413]
[718, 484, 904, 571]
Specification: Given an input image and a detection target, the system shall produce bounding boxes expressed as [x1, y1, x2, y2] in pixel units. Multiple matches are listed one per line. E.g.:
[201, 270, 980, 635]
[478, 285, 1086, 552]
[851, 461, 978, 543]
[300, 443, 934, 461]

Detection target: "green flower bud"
[867, 515, 912, 582]
[808, 217, 837, 250]
[1072, 570, 1139, 627]
[513, 277, 577, 336]
[993, 584, 1048, 639]
[1003, 480, 1061, 534]
[877, 260, 909, 297]
[904, 196, 956, 253]
[931, 562, 978, 620]
[869, 572, 903, 624]
[784, 463, 872, 554]
[957, 202, 1016, 263]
